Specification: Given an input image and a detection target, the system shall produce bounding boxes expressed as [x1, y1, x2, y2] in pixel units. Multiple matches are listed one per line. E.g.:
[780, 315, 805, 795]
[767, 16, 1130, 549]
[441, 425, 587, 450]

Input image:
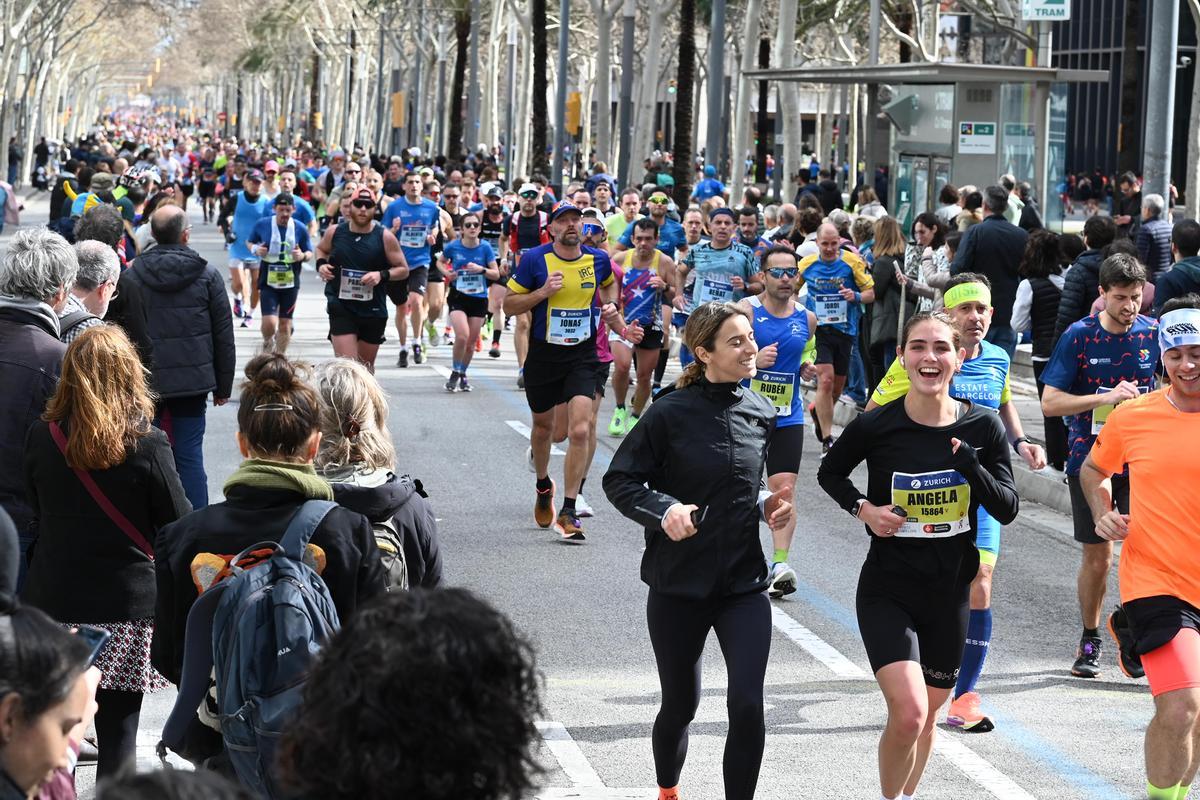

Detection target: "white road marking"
[771, 606, 1038, 799]
[507, 419, 566, 455]
[536, 721, 606, 787]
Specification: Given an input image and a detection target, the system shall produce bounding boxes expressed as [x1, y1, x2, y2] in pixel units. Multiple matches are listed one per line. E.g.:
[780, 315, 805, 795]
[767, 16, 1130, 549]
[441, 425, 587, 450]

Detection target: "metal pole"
[553, 0, 570, 189]
[391, 67, 402, 155]
[1143, 0, 1180, 207]
[436, 24, 448, 156]
[467, 0, 482, 155]
[505, 20, 517, 183]
[616, 0, 635, 190]
[705, 0, 726, 175]
[376, 26, 388, 154]
[864, 0, 881, 203]
[413, 5, 426, 153]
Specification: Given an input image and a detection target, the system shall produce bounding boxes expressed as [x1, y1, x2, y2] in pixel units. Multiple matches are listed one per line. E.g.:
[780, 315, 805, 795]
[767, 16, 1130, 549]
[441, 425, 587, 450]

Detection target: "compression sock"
[493, 329, 502, 345]
[655, 349, 669, 383]
[1178, 783, 1190, 799]
[562, 496, 576, 513]
[486, 311, 493, 325]
[536, 476, 552, 492]
[772, 548, 789, 565]
[954, 608, 993, 698]
[1147, 782, 1182, 800]
[1083, 626, 1099, 638]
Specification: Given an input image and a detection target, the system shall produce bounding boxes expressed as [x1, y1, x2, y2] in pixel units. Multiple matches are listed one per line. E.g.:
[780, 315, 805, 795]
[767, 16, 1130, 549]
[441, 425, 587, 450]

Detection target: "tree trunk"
[671, 0, 697, 206]
[530, 0, 550, 176]
[774, 0, 800, 188]
[1186, 0, 1200, 218]
[590, 0, 615, 166]
[450, 10, 471, 160]
[631, 3, 671, 173]
[730, 0, 762, 201]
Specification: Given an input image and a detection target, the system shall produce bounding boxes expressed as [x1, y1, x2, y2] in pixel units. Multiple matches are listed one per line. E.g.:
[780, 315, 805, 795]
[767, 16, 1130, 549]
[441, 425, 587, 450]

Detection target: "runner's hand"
[624, 320, 645, 344]
[291, 246, 304, 262]
[213, 396, 229, 406]
[361, 271, 382, 287]
[1018, 440, 1047, 471]
[1095, 510, 1130, 541]
[756, 343, 778, 369]
[426, 230, 438, 245]
[599, 302, 620, 326]
[672, 294, 686, 311]
[255, 244, 268, 257]
[648, 274, 666, 289]
[860, 501, 907, 537]
[540, 271, 564, 298]
[444, 268, 457, 282]
[839, 286, 857, 301]
[730, 276, 745, 291]
[800, 361, 817, 381]
[390, 217, 401, 231]
[662, 503, 699, 541]
[1105, 381, 1141, 405]
[466, 261, 484, 273]
[318, 263, 334, 281]
[764, 488, 793, 532]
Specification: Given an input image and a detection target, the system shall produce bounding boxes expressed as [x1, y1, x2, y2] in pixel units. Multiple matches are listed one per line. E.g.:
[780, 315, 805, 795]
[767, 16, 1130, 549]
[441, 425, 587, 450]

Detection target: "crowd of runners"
[2, 115, 1200, 800]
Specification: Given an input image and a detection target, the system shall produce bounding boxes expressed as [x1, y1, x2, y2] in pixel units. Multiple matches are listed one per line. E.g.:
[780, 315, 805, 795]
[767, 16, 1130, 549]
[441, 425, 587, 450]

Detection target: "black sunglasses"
[351, 200, 375, 209]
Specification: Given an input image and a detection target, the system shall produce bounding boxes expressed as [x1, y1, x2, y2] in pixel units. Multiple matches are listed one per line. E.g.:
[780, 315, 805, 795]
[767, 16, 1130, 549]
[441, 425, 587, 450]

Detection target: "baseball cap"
[1160, 308, 1200, 353]
[264, 159, 280, 173]
[517, 182, 539, 197]
[549, 201, 582, 221]
[352, 186, 376, 203]
[482, 182, 503, 197]
[274, 193, 295, 206]
[245, 169, 265, 182]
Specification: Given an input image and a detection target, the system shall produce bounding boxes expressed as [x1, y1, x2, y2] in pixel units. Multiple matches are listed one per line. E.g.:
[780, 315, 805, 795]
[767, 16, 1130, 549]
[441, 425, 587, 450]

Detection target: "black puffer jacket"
[604, 377, 774, 600]
[106, 244, 236, 400]
[327, 470, 442, 588]
[1054, 249, 1104, 343]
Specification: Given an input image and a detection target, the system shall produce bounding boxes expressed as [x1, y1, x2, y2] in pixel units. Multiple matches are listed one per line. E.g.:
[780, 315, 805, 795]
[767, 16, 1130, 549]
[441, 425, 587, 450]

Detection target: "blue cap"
[548, 201, 582, 221]
[704, 165, 717, 178]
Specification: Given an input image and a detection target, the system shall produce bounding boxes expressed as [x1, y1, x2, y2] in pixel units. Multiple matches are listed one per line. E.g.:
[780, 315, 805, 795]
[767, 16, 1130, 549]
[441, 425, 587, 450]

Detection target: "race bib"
[266, 265, 295, 289]
[456, 270, 487, 297]
[338, 268, 371, 302]
[751, 370, 795, 415]
[1091, 385, 1149, 435]
[889, 470, 971, 538]
[813, 293, 848, 325]
[696, 276, 734, 305]
[547, 307, 590, 345]
[400, 223, 427, 248]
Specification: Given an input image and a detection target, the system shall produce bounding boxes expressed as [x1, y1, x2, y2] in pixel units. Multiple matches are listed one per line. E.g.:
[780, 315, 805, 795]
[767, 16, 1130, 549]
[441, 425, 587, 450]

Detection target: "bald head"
[816, 222, 842, 261]
[150, 204, 188, 245]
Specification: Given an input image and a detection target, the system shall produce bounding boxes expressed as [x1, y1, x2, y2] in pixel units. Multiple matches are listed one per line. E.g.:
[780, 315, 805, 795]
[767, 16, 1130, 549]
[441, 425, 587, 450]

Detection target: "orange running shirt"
[1088, 389, 1200, 609]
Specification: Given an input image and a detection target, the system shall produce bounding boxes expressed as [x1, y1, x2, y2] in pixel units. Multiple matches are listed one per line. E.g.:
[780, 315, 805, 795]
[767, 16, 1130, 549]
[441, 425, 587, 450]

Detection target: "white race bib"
[400, 223, 427, 248]
[889, 470, 971, 538]
[696, 276, 734, 305]
[813, 293, 848, 325]
[456, 271, 487, 297]
[338, 268, 371, 302]
[547, 307, 590, 345]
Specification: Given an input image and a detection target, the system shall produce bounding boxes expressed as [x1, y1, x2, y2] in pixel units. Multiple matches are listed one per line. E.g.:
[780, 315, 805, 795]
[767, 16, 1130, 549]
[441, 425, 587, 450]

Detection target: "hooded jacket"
[1054, 248, 1104, 343]
[327, 469, 442, 589]
[1153, 256, 1200, 316]
[106, 243, 236, 400]
[0, 297, 65, 536]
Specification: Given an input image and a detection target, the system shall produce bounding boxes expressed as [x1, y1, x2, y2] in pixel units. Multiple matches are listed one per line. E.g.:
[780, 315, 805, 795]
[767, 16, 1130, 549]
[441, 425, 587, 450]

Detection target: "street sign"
[957, 121, 997, 155]
[1022, 0, 1069, 21]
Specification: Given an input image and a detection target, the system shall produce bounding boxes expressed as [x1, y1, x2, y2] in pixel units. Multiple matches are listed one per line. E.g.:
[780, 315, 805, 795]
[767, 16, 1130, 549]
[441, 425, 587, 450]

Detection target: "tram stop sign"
[1022, 0, 1069, 21]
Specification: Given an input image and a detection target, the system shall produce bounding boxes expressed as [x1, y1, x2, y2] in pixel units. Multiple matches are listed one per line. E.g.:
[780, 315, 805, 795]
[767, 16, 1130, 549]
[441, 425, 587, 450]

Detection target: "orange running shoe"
[534, 479, 557, 528]
[945, 691, 994, 733]
[659, 787, 681, 800]
[475, 335, 483, 352]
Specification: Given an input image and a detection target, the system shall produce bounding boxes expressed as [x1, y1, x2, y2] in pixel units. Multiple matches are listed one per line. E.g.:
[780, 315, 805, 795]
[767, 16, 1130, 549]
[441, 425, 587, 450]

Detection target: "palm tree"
[529, 0, 549, 177]
[449, 9, 471, 160]
[670, 0, 696, 206]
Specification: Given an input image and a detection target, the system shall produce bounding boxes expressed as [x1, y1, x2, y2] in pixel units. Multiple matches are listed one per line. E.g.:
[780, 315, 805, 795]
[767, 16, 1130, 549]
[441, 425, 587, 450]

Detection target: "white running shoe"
[576, 495, 595, 518]
[525, 445, 535, 473]
[768, 561, 798, 599]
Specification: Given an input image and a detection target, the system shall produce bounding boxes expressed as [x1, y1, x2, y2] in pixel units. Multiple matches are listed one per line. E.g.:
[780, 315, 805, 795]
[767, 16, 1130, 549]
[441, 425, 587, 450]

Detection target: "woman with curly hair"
[278, 588, 543, 800]
[22, 325, 191, 778]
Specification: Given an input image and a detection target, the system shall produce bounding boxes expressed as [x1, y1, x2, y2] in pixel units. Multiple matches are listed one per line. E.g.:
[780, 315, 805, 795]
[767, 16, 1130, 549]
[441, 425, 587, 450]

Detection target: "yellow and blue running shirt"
[507, 243, 614, 345]
[797, 251, 874, 337]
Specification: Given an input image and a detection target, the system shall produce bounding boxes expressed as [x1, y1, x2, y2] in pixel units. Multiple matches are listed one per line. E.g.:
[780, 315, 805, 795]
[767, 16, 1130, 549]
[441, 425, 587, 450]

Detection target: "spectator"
[792, 168, 818, 205]
[790, 206, 824, 258]
[105, 205, 236, 510]
[0, 509, 14, 603]
[73, 203, 126, 252]
[1054, 214, 1117, 342]
[1113, 171, 1141, 238]
[0, 228, 77, 584]
[766, 202, 796, 241]
[1011, 229, 1068, 472]
[1154, 219, 1200, 315]
[815, 168, 843, 215]
[22, 325, 190, 779]
[278, 588, 543, 800]
[151, 354, 386, 762]
[900, 212, 950, 312]
[1135, 193, 1172, 281]
[851, 216, 876, 264]
[855, 187, 887, 219]
[934, 183, 961, 226]
[313, 359, 441, 589]
[59, 240, 119, 344]
[691, 164, 726, 203]
[1017, 181, 1043, 232]
[0, 599, 100, 800]
[97, 770, 252, 800]
[950, 185, 1029, 355]
[49, 158, 82, 225]
[1000, 174, 1024, 224]
[956, 189, 985, 231]
[866, 216, 913, 385]
[1059, 232, 1085, 267]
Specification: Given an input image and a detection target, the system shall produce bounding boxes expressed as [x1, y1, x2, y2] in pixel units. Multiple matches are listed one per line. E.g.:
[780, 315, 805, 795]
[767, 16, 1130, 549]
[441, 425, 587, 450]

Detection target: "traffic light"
[566, 92, 581, 135]
[667, 79, 677, 95]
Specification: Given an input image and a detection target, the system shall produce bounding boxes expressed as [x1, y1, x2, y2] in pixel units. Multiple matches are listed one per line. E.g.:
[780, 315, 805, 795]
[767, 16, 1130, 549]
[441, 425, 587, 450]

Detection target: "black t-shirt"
[504, 212, 545, 251]
[480, 207, 506, 251]
[382, 179, 404, 197]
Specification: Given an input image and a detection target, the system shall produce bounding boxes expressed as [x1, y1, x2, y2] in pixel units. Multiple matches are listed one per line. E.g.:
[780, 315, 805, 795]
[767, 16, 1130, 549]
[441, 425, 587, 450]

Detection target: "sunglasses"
[766, 267, 799, 278]
[582, 224, 604, 236]
[351, 200, 375, 209]
[462, 221, 481, 228]
[519, 192, 538, 199]
[345, 168, 362, 174]
[648, 197, 670, 205]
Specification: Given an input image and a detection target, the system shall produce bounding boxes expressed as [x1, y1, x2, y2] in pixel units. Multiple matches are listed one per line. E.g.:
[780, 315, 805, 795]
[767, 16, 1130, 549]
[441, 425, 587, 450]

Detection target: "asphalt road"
[6, 196, 1154, 799]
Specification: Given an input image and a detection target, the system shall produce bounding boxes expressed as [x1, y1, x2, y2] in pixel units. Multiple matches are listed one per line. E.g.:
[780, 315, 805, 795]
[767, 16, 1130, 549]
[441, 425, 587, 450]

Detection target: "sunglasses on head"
[648, 197, 669, 205]
[766, 267, 799, 278]
[351, 199, 375, 209]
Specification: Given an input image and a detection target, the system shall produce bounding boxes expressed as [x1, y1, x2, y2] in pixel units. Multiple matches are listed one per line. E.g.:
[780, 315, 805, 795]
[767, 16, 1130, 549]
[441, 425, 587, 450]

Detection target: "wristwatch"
[851, 498, 867, 518]
[1011, 436, 1029, 454]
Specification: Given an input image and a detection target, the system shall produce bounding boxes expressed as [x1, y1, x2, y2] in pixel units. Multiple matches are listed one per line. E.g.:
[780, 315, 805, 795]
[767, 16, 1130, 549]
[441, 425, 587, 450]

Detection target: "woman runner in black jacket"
[604, 301, 793, 800]
[817, 311, 1018, 800]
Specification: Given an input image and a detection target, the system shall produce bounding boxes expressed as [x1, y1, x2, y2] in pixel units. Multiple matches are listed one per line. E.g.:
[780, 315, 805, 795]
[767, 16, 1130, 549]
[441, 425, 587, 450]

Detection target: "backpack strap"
[158, 581, 227, 756]
[58, 309, 97, 338]
[279, 500, 338, 561]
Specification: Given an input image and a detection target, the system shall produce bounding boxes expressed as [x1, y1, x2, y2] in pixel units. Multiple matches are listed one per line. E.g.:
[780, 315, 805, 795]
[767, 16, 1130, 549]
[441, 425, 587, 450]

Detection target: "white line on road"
[506, 419, 566, 455]
[771, 606, 1037, 799]
[536, 721, 606, 787]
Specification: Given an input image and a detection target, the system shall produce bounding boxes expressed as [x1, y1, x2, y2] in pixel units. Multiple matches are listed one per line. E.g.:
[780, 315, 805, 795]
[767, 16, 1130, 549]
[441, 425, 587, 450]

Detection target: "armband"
[378, 269, 390, 283]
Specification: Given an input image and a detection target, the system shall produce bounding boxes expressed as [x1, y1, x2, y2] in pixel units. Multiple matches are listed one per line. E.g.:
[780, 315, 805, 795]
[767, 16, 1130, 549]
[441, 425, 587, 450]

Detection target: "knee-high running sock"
[655, 349, 669, 383]
[954, 608, 992, 698]
[493, 328, 503, 345]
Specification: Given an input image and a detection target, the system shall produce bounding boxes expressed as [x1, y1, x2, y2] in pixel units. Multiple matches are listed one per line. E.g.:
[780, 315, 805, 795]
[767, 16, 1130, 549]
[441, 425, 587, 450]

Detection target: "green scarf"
[222, 458, 334, 500]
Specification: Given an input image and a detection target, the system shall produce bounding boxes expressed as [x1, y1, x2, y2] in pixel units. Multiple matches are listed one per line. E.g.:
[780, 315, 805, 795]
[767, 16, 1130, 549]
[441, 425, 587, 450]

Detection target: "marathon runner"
[614, 190, 687, 259]
[265, 166, 319, 238]
[478, 183, 510, 357]
[218, 167, 270, 328]
[197, 159, 218, 224]
[737, 246, 817, 599]
[504, 201, 630, 542]
[737, 206, 771, 263]
[1041, 254, 1159, 679]
[673, 207, 761, 367]
[606, 188, 643, 248]
[867, 273, 1047, 731]
[799, 222, 875, 456]
[441, 211, 498, 392]
[819, 310, 1018, 800]
[1081, 298, 1200, 800]
[607, 218, 676, 436]
[246, 193, 312, 355]
[501, 183, 551, 388]
[316, 186, 409, 372]
[382, 170, 443, 367]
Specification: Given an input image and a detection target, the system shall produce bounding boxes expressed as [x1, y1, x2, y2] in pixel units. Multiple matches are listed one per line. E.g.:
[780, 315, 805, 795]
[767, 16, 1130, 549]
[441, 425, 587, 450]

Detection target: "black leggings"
[95, 688, 144, 779]
[646, 589, 771, 798]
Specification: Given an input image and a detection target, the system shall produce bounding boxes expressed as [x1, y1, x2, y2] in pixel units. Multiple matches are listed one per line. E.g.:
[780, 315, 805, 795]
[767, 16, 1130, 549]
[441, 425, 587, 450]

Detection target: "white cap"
[517, 183, 539, 196]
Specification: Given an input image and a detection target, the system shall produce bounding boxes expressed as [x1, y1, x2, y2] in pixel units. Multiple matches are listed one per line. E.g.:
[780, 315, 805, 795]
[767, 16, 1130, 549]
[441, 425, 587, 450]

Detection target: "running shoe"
[240, 313, 251, 328]
[607, 407, 628, 437]
[459, 376, 473, 392]
[576, 495, 595, 518]
[413, 343, 425, 364]
[768, 562, 797, 598]
[820, 436, 836, 458]
[443, 330, 453, 346]
[397, 349, 408, 368]
[517, 372, 525, 390]
[475, 336, 483, 352]
[554, 510, 586, 543]
[525, 446, 535, 473]
[809, 402, 823, 442]
[444, 372, 460, 392]
[945, 691, 995, 732]
[534, 479, 557, 528]
[652, 382, 662, 396]
[489, 343, 501, 358]
[233, 296, 243, 318]
[658, 789, 680, 800]
[626, 413, 641, 433]
[426, 321, 439, 345]
[483, 318, 493, 338]
[1107, 605, 1146, 679]
[1071, 635, 1102, 678]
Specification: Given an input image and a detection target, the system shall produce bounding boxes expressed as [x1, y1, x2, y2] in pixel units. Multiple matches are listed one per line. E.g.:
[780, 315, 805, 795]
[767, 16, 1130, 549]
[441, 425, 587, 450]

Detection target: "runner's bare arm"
[1079, 453, 1128, 541]
[382, 229, 410, 279]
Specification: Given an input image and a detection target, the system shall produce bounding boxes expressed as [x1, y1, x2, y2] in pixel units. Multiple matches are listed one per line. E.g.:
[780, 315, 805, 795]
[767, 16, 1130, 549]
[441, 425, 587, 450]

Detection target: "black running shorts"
[815, 327, 854, 377]
[765, 424, 804, 476]
[523, 340, 600, 414]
